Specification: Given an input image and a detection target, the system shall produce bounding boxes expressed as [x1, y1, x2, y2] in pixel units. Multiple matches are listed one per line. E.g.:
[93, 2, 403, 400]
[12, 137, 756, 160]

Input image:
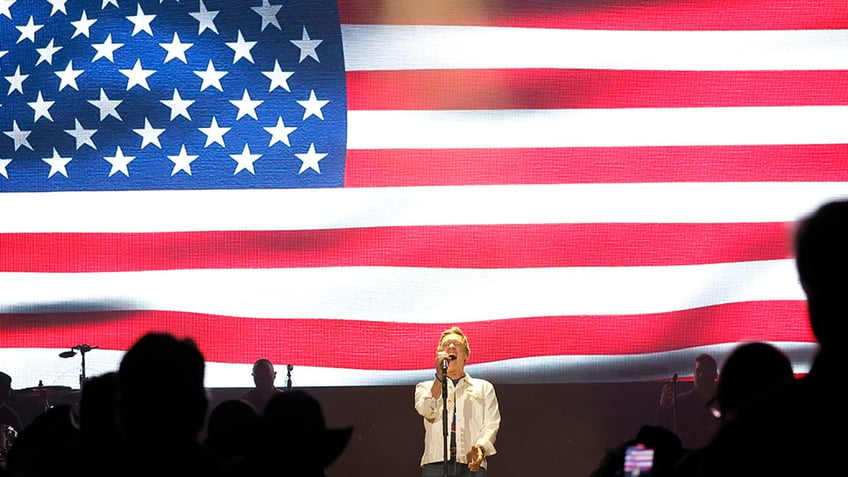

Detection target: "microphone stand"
[286, 364, 293, 392]
[441, 359, 449, 477]
[671, 373, 679, 435]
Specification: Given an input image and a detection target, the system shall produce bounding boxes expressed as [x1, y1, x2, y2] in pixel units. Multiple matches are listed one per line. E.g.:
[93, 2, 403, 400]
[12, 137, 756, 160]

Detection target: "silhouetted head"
[716, 342, 794, 420]
[118, 333, 207, 444]
[252, 359, 276, 390]
[794, 199, 848, 348]
[260, 390, 352, 473]
[0, 372, 11, 404]
[205, 399, 259, 462]
[79, 371, 120, 440]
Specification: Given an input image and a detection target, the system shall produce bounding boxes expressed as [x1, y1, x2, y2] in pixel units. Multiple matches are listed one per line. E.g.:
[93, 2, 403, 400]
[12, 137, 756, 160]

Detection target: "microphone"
[441, 354, 457, 370]
[59, 350, 76, 358]
[672, 373, 678, 383]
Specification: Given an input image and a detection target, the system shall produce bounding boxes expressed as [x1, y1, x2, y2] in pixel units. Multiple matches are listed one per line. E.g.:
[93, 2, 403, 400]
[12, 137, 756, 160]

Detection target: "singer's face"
[439, 333, 468, 368]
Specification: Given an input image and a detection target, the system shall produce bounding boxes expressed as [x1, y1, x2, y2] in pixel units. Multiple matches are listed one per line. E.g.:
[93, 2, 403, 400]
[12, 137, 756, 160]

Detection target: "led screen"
[1, 0, 846, 390]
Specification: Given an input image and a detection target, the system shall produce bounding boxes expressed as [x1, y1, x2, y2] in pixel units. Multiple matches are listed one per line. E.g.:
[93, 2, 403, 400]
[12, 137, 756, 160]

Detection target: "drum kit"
[0, 344, 98, 466]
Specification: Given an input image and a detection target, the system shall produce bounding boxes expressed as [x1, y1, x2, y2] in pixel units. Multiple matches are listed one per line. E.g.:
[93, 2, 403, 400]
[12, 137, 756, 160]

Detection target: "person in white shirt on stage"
[414, 327, 501, 477]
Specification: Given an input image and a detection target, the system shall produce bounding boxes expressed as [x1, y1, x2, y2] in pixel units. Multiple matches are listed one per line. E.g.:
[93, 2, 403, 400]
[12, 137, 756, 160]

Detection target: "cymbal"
[13, 385, 72, 398]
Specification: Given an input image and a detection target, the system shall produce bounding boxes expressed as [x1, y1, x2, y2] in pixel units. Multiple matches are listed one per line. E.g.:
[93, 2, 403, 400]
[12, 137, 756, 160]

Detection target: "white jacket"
[414, 372, 501, 468]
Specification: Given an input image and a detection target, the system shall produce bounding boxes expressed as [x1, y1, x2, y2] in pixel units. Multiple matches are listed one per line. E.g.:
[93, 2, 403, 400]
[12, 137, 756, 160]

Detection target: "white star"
[226, 30, 256, 64]
[16, 16, 43, 44]
[104, 146, 135, 177]
[264, 116, 297, 146]
[36, 38, 62, 66]
[133, 117, 165, 148]
[0, 50, 6, 61]
[0, 0, 16, 20]
[65, 118, 97, 150]
[161, 89, 194, 120]
[294, 143, 327, 174]
[92, 34, 123, 62]
[262, 60, 293, 92]
[297, 89, 329, 120]
[189, 0, 219, 35]
[290, 27, 322, 63]
[198, 116, 230, 147]
[127, 4, 155, 36]
[88, 88, 122, 121]
[168, 145, 198, 176]
[230, 90, 263, 120]
[101, 0, 119, 8]
[55, 60, 83, 91]
[160, 32, 192, 63]
[119, 59, 155, 90]
[5, 66, 28, 95]
[230, 144, 261, 175]
[0, 157, 11, 179]
[43, 148, 72, 178]
[28, 91, 54, 122]
[71, 10, 97, 38]
[194, 60, 227, 92]
[3, 121, 33, 151]
[47, 0, 68, 16]
[252, 0, 282, 31]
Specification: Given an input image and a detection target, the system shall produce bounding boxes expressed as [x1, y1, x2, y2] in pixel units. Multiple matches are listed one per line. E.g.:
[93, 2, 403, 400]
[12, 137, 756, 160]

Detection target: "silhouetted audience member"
[656, 353, 720, 449]
[74, 372, 121, 476]
[252, 390, 352, 477]
[713, 342, 794, 422]
[675, 199, 848, 477]
[4, 404, 78, 477]
[590, 425, 684, 477]
[204, 399, 259, 473]
[239, 359, 282, 414]
[116, 332, 211, 477]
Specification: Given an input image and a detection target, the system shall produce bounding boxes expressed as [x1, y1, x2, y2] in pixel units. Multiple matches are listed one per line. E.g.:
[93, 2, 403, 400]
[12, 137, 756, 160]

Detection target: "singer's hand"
[466, 445, 484, 471]
[659, 383, 673, 408]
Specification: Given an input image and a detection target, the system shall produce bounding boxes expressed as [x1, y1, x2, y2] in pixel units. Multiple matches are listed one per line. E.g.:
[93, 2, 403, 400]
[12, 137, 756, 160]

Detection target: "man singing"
[414, 327, 501, 477]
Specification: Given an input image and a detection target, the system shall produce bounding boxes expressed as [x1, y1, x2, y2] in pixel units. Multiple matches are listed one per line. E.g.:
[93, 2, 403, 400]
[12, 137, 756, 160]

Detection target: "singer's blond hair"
[437, 326, 470, 357]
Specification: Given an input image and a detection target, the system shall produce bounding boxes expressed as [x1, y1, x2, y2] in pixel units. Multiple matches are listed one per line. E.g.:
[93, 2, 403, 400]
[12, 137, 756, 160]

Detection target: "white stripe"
[348, 107, 848, 149]
[0, 259, 804, 321]
[1, 183, 846, 233]
[0, 343, 817, 388]
[341, 25, 848, 71]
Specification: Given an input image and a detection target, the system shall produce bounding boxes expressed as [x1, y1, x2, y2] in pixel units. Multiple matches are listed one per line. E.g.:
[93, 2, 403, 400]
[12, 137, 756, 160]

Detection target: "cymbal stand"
[59, 344, 99, 389]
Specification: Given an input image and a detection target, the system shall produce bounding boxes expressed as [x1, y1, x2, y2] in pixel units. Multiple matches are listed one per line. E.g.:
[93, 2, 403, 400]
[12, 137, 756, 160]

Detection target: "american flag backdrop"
[1, 0, 847, 388]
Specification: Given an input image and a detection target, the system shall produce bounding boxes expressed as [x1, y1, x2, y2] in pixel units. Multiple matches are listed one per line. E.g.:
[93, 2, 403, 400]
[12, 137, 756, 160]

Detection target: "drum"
[0, 424, 17, 464]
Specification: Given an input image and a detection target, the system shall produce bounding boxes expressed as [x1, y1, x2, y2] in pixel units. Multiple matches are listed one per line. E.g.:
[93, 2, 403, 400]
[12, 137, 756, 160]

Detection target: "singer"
[414, 327, 501, 477]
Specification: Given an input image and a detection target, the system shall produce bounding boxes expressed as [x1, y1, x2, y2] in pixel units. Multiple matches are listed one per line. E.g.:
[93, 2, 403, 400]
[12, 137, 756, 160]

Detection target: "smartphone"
[623, 444, 654, 477]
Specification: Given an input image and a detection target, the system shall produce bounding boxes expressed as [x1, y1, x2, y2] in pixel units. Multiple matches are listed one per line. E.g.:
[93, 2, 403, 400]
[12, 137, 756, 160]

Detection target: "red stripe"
[0, 301, 812, 368]
[347, 70, 848, 111]
[0, 222, 792, 272]
[339, 0, 847, 30]
[344, 144, 848, 187]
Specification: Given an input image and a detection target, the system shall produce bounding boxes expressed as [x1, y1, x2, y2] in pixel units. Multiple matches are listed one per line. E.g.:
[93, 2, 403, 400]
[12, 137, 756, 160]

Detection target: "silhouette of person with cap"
[251, 390, 353, 477]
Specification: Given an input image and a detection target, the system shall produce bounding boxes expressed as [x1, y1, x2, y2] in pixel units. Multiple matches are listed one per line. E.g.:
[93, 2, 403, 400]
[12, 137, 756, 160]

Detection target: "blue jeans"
[422, 462, 487, 477]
